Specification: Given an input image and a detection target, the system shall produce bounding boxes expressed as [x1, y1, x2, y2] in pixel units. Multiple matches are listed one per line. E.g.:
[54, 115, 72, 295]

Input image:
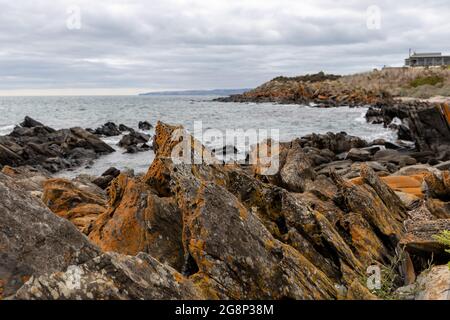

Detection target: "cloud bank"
[0, 0, 449, 95]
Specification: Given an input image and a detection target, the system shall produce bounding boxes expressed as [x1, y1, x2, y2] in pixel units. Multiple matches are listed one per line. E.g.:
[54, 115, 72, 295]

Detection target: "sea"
[0, 95, 396, 177]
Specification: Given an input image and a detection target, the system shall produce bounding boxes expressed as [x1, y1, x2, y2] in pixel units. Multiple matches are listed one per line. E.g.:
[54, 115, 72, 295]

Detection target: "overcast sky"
[0, 0, 449, 95]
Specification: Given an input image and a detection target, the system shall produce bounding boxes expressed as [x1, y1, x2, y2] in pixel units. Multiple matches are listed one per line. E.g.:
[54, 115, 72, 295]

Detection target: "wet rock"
[20, 116, 46, 128]
[118, 131, 150, 149]
[118, 124, 134, 132]
[0, 118, 115, 173]
[138, 121, 153, 131]
[0, 173, 100, 298]
[94, 122, 121, 137]
[372, 102, 450, 159]
[92, 167, 121, 189]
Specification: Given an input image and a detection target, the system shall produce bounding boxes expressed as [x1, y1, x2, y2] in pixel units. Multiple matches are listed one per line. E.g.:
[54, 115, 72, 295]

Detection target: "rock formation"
[0, 117, 115, 173]
[2, 121, 449, 300]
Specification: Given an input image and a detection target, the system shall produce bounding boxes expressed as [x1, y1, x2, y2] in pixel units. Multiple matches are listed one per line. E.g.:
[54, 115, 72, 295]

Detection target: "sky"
[0, 0, 449, 96]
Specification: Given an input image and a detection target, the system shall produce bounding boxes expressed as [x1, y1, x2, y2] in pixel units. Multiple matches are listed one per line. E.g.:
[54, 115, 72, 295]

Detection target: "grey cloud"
[0, 0, 449, 93]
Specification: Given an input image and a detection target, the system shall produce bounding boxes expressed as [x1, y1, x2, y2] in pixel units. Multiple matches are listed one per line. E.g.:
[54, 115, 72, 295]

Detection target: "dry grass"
[337, 67, 450, 98]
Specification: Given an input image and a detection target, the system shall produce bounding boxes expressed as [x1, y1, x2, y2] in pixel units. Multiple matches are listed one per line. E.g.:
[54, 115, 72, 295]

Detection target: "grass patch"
[410, 75, 444, 88]
[433, 230, 450, 269]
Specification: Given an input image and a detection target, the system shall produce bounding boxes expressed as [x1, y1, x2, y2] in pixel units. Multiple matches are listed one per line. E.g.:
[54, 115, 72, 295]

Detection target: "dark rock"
[398, 124, 413, 141]
[212, 145, 239, 157]
[374, 149, 417, 167]
[102, 167, 121, 177]
[118, 124, 134, 132]
[0, 119, 114, 173]
[0, 173, 100, 298]
[20, 116, 45, 128]
[371, 102, 450, 160]
[118, 131, 150, 149]
[435, 160, 450, 171]
[346, 148, 372, 162]
[138, 121, 153, 131]
[92, 175, 115, 189]
[94, 122, 121, 137]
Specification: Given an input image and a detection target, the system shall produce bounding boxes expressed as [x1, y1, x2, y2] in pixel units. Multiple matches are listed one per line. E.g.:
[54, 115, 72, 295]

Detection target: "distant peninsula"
[139, 88, 251, 96]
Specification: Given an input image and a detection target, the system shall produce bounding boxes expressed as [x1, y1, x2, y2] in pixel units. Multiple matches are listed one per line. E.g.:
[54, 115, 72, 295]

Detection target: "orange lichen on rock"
[43, 178, 107, 234]
[89, 173, 185, 270]
[351, 174, 425, 197]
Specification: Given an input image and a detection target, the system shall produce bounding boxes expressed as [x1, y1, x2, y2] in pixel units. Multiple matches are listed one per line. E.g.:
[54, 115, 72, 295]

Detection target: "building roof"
[410, 52, 442, 58]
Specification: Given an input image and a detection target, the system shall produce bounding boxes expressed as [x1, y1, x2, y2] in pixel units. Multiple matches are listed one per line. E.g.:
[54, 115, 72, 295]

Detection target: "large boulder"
[0, 173, 100, 298]
[12, 252, 204, 300]
[397, 265, 450, 300]
[94, 122, 121, 137]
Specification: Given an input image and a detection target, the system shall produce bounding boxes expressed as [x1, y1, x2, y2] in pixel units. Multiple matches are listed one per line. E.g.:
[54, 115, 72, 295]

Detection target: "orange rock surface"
[43, 178, 107, 234]
[351, 174, 425, 198]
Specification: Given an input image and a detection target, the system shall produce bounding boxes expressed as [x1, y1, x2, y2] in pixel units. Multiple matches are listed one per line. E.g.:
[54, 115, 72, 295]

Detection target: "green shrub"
[409, 75, 444, 88]
[433, 230, 450, 269]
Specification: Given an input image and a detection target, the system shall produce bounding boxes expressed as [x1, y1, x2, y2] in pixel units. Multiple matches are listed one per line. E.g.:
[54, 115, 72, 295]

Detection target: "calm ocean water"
[0, 95, 396, 177]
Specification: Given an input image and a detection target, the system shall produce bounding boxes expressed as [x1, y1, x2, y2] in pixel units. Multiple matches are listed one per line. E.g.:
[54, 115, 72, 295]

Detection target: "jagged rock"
[346, 148, 372, 162]
[435, 160, 450, 171]
[138, 121, 153, 131]
[42, 178, 107, 234]
[423, 171, 450, 201]
[279, 142, 316, 192]
[211, 145, 238, 158]
[304, 132, 368, 154]
[20, 116, 46, 128]
[118, 131, 150, 147]
[396, 191, 421, 210]
[12, 252, 205, 300]
[393, 164, 440, 177]
[215, 73, 392, 107]
[370, 102, 450, 160]
[92, 167, 121, 189]
[400, 218, 450, 259]
[118, 124, 134, 132]
[373, 149, 417, 167]
[1, 119, 115, 173]
[1, 165, 50, 194]
[89, 174, 185, 271]
[352, 174, 424, 198]
[169, 164, 337, 299]
[426, 198, 450, 219]
[0, 173, 100, 298]
[94, 122, 121, 137]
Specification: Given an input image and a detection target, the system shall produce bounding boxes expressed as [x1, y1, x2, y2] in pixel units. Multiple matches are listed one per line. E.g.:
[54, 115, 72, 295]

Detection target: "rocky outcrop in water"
[0, 117, 115, 173]
[215, 73, 393, 107]
[366, 102, 450, 161]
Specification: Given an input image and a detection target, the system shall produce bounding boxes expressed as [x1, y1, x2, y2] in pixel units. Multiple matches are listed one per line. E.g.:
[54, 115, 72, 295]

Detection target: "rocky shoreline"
[1, 106, 450, 299]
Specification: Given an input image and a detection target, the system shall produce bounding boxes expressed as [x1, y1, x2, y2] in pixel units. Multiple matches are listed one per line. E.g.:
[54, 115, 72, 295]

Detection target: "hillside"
[217, 68, 450, 106]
